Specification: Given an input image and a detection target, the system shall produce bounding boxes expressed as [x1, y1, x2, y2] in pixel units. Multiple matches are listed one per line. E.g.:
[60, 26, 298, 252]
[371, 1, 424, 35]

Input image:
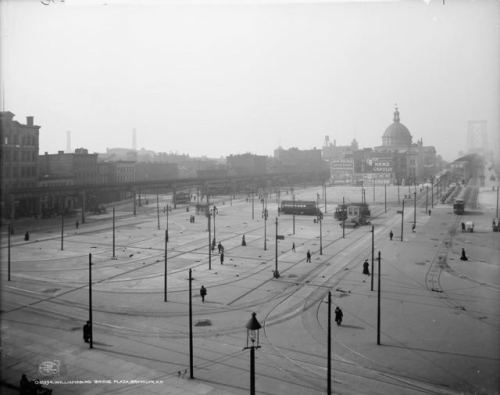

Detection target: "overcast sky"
[1, 0, 498, 161]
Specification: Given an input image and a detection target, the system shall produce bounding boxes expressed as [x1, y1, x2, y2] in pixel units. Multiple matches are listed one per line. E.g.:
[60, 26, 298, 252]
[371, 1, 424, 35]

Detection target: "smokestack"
[26, 116, 34, 126]
[132, 128, 137, 151]
[66, 131, 71, 153]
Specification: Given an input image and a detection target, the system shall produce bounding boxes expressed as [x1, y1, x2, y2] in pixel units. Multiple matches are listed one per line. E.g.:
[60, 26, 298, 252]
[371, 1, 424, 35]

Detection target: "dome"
[382, 107, 412, 147]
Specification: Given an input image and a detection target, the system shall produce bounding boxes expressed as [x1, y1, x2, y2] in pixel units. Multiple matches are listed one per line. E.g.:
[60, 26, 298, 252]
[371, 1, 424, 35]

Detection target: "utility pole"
[164, 229, 168, 302]
[188, 268, 194, 379]
[293, 194, 296, 235]
[156, 193, 160, 230]
[342, 196, 345, 239]
[377, 251, 381, 345]
[384, 184, 387, 213]
[274, 217, 280, 278]
[8, 223, 11, 281]
[425, 186, 428, 214]
[323, 183, 327, 213]
[252, 191, 254, 220]
[112, 207, 116, 259]
[496, 186, 499, 218]
[89, 253, 93, 349]
[371, 225, 374, 291]
[401, 199, 405, 242]
[61, 212, 64, 251]
[373, 178, 375, 202]
[413, 191, 417, 228]
[133, 190, 137, 216]
[327, 291, 332, 395]
[397, 183, 400, 203]
[319, 212, 323, 255]
[208, 211, 212, 270]
[431, 180, 434, 209]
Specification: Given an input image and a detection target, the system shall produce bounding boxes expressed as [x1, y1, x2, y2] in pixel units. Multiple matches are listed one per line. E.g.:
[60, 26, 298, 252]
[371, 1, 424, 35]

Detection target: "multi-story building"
[226, 153, 268, 176]
[373, 107, 436, 184]
[273, 147, 326, 175]
[134, 162, 179, 181]
[38, 148, 99, 185]
[0, 111, 40, 217]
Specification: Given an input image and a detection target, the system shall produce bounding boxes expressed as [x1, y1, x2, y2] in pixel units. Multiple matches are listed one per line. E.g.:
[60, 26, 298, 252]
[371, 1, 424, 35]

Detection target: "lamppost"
[244, 312, 262, 395]
[262, 206, 268, 251]
[317, 210, 323, 255]
[209, 205, 218, 250]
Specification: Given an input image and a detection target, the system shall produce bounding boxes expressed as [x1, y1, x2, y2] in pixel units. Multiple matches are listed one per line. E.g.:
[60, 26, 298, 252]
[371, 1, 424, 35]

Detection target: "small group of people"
[189, 215, 195, 223]
[20, 373, 52, 395]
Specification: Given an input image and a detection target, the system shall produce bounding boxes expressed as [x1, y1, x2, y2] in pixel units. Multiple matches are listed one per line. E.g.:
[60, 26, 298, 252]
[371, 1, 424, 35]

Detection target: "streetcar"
[280, 200, 320, 215]
[174, 191, 191, 205]
[453, 199, 465, 215]
[334, 202, 371, 226]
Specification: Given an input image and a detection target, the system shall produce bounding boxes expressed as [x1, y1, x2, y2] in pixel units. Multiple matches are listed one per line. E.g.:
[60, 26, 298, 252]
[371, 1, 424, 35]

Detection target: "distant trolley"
[334, 202, 371, 226]
[280, 200, 319, 216]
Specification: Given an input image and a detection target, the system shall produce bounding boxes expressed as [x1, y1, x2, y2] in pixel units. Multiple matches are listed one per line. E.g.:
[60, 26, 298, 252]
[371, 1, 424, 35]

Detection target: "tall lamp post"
[317, 210, 323, 255]
[244, 312, 262, 395]
[262, 206, 268, 251]
[210, 205, 218, 250]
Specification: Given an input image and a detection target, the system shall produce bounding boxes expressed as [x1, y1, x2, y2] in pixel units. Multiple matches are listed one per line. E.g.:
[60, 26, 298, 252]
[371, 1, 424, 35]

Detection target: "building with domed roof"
[323, 107, 437, 185]
[373, 107, 436, 184]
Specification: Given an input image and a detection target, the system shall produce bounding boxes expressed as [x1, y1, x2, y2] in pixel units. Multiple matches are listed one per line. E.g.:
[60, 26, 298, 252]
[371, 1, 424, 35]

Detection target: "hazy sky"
[1, 0, 498, 161]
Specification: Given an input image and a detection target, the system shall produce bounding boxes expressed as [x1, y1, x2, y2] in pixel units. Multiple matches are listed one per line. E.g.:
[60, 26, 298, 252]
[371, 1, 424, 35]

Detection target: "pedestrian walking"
[241, 235, 246, 246]
[389, 230, 393, 241]
[306, 250, 311, 263]
[200, 285, 207, 302]
[460, 248, 468, 261]
[428, 209, 431, 216]
[217, 242, 222, 254]
[334, 306, 343, 326]
[76, 221, 79, 229]
[83, 321, 91, 343]
[461, 222, 465, 232]
[24, 231, 30, 241]
[363, 259, 370, 275]
[292, 242, 296, 252]
[220, 252, 224, 265]
[412, 223, 416, 232]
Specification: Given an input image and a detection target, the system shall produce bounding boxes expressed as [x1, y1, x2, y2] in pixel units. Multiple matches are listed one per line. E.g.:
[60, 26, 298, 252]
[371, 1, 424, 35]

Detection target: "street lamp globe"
[245, 312, 262, 349]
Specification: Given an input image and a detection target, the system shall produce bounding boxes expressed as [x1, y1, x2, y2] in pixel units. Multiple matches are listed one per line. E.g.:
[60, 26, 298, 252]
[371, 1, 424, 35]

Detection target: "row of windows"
[3, 134, 37, 146]
[2, 166, 37, 178]
[1, 150, 38, 162]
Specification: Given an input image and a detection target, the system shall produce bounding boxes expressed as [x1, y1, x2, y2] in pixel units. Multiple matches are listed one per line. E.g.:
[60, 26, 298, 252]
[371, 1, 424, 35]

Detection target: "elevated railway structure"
[1, 170, 329, 225]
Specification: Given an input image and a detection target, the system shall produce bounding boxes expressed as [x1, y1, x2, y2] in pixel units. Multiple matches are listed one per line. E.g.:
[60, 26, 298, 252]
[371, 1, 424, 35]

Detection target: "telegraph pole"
[208, 212, 212, 270]
[384, 184, 387, 213]
[413, 191, 417, 228]
[401, 200, 405, 242]
[342, 196, 345, 239]
[274, 217, 280, 278]
[112, 207, 116, 259]
[188, 268, 194, 379]
[61, 212, 64, 251]
[431, 180, 434, 209]
[164, 229, 168, 302]
[327, 291, 332, 395]
[156, 193, 160, 230]
[323, 183, 327, 213]
[425, 186, 428, 214]
[8, 223, 11, 281]
[371, 225, 374, 291]
[252, 191, 254, 220]
[292, 194, 296, 235]
[377, 251, 381, 345]
[89, 253, 93, 349]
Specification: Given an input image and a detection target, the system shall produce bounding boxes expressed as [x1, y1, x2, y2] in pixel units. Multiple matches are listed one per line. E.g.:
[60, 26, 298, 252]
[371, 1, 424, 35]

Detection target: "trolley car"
[280, 200, 319, 216]
[334, 202, 371, 226]
[453, 199, 465, 215]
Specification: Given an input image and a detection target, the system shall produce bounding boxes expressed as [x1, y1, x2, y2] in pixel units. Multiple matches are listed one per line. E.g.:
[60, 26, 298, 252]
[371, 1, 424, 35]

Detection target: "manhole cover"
[195, 319, 212, 327]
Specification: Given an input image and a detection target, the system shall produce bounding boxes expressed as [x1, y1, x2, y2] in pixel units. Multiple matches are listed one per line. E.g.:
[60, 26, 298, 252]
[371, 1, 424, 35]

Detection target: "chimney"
[66, 131, 71, 152]
[26, 116, 34, 126]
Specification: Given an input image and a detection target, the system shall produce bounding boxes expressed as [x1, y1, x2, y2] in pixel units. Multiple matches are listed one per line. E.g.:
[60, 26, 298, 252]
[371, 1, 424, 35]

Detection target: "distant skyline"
[1, 0, 498, 161]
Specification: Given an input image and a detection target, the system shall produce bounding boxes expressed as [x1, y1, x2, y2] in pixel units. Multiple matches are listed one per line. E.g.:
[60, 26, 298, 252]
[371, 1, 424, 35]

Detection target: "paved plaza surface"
[1, 184, 499, 394]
